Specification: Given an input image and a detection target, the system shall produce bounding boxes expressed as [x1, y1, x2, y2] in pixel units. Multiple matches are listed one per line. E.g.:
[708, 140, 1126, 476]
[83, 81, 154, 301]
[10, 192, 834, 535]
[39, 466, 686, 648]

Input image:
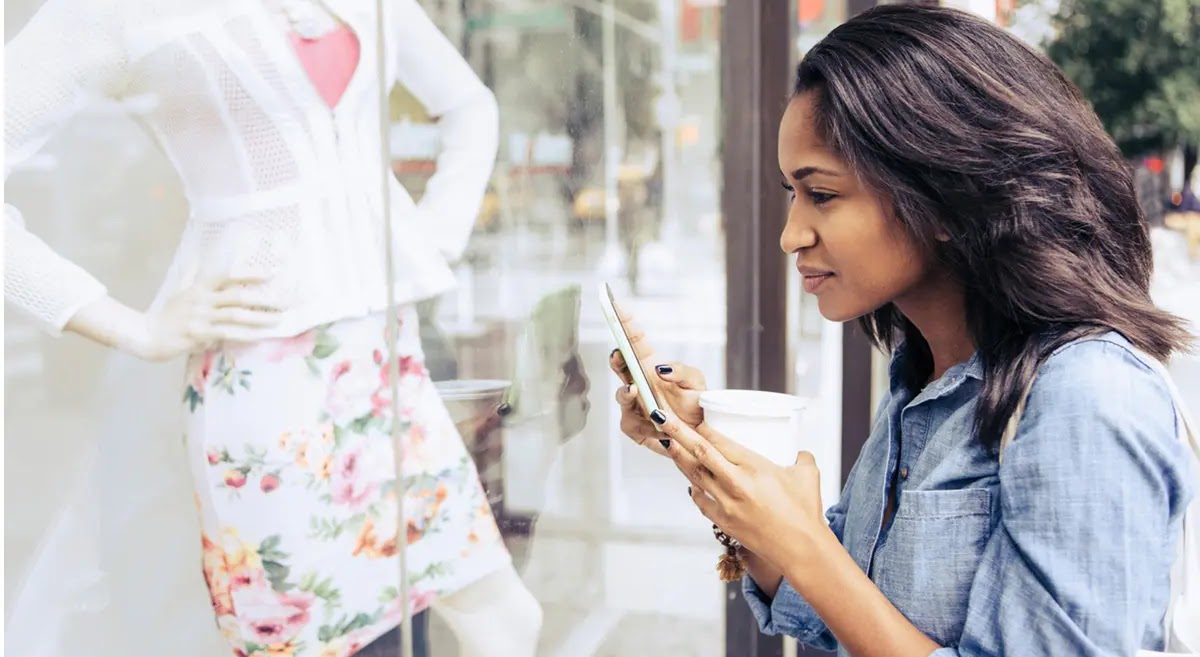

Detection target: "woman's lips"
[801, 273, 834, 294]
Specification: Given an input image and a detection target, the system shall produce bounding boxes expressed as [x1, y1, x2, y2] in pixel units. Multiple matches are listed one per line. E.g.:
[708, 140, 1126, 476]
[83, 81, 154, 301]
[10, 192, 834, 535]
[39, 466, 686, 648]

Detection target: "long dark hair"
[794, 5, 1192, 447]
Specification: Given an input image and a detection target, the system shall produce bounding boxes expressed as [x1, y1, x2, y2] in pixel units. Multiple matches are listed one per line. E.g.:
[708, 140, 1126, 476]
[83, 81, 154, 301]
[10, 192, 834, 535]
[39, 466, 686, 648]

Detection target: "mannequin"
[4, 1, 541, 656]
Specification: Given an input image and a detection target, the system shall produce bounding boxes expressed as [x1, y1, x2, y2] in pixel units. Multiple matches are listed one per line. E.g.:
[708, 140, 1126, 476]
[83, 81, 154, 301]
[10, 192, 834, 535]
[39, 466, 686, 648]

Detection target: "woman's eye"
[781, 181, 796, 200]
[808, 191, 837, 206]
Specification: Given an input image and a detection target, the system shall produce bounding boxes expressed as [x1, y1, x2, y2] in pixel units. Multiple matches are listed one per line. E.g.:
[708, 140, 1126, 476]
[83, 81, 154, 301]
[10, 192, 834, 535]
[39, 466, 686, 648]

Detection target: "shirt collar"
[888, 340, 983, 398]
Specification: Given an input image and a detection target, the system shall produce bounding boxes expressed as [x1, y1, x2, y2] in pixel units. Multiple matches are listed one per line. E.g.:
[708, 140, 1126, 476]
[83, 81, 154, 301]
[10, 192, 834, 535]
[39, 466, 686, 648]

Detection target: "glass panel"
[387, 1, 725, 655]
[6, 3, 403, 657]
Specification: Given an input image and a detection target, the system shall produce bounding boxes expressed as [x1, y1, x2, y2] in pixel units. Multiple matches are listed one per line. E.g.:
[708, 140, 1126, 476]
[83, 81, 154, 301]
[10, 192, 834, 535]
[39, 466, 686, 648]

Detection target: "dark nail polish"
[610, 348, 620, 360]
[660, 439, 671, 450]
[496, 403, 512, 417]
[687, 486, 692, 497]
[650, 410, 667, 425]
[656, 364, 673, 375]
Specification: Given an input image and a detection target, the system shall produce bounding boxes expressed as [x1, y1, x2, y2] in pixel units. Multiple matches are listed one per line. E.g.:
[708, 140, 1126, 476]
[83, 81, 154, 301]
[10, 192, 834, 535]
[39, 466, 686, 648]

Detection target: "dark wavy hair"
[794, 5, 1192, 447]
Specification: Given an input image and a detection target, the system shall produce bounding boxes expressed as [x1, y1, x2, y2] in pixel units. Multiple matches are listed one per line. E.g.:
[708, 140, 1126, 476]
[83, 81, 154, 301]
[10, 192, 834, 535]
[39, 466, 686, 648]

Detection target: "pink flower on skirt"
[191, 351, 216, 394]
[330, 447, 379, 511]
[382, 588, 436, 624]
[232, 584, 315, 644]
[268, 330, 316, 363]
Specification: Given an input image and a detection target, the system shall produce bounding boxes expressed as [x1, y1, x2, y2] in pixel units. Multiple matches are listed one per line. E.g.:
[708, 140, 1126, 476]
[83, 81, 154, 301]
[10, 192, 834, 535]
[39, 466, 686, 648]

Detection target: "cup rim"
[699, 389, 805, 418]
[433, 379, 512, 401]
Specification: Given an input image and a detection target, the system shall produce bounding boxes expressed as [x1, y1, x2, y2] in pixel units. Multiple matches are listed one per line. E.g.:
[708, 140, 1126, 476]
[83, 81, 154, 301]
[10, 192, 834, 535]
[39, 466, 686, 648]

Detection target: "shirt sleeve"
[389, 0, 499, 263]
[5, 0, 127, 334]
[935, 340, 1193, 657]
[739, 423, 881, 651]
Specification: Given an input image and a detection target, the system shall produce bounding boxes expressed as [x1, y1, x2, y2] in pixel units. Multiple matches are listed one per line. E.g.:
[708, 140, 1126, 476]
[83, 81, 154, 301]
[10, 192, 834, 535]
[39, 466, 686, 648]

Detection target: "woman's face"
[778, 92, 935, 322]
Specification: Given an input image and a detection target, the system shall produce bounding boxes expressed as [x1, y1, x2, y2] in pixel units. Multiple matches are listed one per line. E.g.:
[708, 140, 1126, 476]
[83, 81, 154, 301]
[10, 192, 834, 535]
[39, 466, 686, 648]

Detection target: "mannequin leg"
[430, 563, 543, 657]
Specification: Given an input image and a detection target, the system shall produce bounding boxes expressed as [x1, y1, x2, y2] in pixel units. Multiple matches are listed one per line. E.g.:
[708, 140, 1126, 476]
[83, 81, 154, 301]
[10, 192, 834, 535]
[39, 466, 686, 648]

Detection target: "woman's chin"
[815, 296, 865, 324]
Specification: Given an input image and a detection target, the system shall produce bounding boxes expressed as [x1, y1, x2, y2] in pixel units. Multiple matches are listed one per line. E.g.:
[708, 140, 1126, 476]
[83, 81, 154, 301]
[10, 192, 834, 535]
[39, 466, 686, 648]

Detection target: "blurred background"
[4, 1, 1197, 656]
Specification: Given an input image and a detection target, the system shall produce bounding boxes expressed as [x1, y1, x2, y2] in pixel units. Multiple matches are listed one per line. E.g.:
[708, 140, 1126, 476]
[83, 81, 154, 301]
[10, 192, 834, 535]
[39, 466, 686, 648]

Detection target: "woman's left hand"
[652, 411, 832, 566]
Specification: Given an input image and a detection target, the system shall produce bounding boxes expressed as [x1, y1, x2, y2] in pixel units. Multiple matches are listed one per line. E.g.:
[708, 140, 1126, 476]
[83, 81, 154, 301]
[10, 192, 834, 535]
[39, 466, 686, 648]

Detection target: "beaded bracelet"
[713, 524, 746, 582]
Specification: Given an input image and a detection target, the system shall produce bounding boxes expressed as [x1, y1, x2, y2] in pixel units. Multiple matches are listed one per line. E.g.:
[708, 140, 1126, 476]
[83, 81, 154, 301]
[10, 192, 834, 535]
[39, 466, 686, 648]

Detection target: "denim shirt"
[743, 333, 1194, 656]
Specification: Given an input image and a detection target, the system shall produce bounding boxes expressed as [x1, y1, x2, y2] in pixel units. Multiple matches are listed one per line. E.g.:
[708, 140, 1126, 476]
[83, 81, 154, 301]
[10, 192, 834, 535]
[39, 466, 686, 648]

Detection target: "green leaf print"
[310, 516, 346, 541]
[410, 561, 451, 586]
[318, 610, 380, 644]
[348, 413, 379, 435]
[313, 331, 340, 359]
[183, 387, 203, 412]
[297, 573, 340, 613]
[244, 643, 268, 655]
[379, 586, 400, 604]
[263, 559, 291, 593]
[212, 355, 252, 395]
[305, 356, 321, 376]
[258, 535, 290, 570]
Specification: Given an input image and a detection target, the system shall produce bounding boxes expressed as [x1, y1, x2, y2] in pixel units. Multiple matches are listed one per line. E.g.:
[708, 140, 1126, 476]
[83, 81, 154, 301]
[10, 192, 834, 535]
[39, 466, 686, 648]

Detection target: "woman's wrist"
[771, 521, 842, 592]
[741, 548, 785, 598]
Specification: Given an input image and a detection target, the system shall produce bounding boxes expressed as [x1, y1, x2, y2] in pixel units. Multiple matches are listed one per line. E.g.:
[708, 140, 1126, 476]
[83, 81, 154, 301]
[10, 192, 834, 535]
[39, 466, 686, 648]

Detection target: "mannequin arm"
[390, 0, 499, 264]
[4, 0, 131, 335]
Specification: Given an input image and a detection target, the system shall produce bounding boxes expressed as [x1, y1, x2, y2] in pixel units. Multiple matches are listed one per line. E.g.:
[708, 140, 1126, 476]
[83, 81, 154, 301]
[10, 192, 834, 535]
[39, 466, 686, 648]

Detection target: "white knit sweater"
[4, 0, 499, 337]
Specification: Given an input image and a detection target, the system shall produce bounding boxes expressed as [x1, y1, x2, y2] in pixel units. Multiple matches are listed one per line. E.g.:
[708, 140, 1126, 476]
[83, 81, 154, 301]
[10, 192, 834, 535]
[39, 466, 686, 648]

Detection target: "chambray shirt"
[743, 333, 1194, 656]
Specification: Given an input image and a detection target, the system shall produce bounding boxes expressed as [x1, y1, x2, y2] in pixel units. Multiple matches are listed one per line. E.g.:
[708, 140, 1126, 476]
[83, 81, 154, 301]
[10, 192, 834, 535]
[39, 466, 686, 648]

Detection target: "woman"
[613, 6, 1194, 656]
[5, 1, 540, 656]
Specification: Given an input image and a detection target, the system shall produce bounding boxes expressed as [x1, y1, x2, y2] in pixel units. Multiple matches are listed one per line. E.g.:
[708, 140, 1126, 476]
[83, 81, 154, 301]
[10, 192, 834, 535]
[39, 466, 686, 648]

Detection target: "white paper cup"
[699, 390, 805, 466]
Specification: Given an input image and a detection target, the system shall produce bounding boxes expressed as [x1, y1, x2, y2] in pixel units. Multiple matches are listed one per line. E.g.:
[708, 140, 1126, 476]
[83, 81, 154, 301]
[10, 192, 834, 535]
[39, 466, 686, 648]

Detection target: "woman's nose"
[780, 219, 817, 254]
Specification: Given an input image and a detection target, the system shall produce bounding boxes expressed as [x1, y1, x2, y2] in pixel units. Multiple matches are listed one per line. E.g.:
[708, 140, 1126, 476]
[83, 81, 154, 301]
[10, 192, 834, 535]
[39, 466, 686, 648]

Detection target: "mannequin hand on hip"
[66, 276, 284, 362]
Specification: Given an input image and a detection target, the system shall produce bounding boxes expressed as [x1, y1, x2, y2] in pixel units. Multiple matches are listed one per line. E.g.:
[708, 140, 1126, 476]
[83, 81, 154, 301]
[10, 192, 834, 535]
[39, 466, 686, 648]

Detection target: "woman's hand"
[67, 275, 284, 362]
[651, 410, 831, 568]
[608, 307, 706, 456]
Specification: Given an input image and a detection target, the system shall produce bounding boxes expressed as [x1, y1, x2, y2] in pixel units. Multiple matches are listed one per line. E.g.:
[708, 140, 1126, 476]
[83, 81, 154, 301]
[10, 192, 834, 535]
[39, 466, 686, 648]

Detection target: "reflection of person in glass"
[4, 1, 542, 656]
[614, 6, 1195, 657]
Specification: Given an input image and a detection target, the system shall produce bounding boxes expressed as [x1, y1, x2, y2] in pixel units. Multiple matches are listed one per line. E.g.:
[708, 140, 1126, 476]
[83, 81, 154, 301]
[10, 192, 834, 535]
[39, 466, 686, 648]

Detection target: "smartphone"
[598, 282, 665, 427]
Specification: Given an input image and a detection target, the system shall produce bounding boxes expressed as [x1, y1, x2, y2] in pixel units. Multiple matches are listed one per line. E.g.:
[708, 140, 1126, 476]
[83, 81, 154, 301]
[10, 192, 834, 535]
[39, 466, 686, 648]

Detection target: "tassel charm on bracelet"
[713, 524, 746, 582]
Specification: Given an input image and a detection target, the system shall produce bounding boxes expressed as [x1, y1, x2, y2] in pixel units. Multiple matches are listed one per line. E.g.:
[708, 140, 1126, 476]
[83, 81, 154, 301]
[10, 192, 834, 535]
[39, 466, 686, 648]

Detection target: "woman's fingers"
[609, 348, 634, 386]
[654, 361, 706, 390]
[615, 383, 642, 414]
[653, 411, 735, 487]
[617, 385, 672, 453]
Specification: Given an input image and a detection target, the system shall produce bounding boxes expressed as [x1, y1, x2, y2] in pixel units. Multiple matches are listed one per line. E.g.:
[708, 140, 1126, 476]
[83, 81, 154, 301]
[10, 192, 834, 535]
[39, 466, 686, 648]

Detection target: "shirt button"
[900, 466, 910, 480]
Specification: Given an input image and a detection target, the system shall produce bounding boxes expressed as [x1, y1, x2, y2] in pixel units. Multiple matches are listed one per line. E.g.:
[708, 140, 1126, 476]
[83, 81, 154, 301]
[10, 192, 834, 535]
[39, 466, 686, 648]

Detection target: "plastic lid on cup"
[699, 390, 805, 418]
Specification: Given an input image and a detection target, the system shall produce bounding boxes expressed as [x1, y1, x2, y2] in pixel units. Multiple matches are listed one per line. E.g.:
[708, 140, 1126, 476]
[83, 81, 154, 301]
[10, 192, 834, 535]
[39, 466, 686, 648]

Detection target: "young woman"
[613, 6, 1194, 656]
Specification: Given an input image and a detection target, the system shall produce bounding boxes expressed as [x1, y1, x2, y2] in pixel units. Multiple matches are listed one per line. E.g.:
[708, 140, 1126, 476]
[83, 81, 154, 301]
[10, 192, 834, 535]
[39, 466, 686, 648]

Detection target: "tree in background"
[1045, 0, 1199, 164]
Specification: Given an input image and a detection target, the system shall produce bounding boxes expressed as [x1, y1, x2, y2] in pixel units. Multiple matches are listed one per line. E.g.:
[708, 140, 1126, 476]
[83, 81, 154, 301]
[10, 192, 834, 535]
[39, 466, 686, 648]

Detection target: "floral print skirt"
[183, 308, 510, 657]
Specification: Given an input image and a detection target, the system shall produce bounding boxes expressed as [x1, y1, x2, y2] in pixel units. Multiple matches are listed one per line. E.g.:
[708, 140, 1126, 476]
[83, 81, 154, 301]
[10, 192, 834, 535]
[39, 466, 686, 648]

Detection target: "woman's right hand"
[67, 276, 285, 362]
[608, 308, 707, 457]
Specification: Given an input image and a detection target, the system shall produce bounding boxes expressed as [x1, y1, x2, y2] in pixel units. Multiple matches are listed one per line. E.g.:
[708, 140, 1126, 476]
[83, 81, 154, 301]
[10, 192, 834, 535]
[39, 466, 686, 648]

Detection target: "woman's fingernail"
[687, 486, 692, 497]
[627, 383, 636, 395]
[656, 364, 673, 375]
[660, 439, 671, 450]
[650, 410, 667, 425]
[496, 403, 512, 417]
[610, 348, 620, 360]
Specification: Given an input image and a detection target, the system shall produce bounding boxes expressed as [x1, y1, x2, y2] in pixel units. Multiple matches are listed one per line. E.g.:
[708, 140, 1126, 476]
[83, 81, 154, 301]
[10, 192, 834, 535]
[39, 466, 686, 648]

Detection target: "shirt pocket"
[873, 488, 994, 646]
